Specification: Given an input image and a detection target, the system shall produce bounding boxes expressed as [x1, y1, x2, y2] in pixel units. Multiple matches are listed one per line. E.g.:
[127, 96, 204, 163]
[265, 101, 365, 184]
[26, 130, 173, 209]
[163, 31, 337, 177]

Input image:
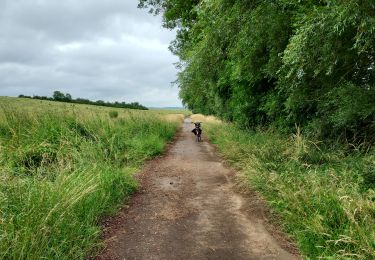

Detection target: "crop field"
[0, 97, 184, 259]
[193, 114, 375, 259]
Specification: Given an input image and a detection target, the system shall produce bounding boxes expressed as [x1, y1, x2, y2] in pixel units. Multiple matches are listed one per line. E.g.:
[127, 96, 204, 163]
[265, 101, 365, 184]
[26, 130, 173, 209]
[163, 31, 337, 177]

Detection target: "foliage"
[109, 110, 119, 118]
[139, 0, 375, 145]
[203, 120, 375, 259]
[52, 90, 72, 102]
[19, 91, 149, 110]
[0, 98, 180, 259]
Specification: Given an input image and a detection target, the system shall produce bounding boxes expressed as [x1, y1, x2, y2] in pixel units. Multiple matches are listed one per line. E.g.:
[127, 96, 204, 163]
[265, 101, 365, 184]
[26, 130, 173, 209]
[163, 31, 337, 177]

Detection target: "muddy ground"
[97, 118, 299, 260]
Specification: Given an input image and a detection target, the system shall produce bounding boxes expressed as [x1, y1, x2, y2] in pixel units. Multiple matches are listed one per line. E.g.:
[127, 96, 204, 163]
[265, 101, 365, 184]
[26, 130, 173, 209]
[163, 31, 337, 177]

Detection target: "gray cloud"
[0, 0, 180, 107]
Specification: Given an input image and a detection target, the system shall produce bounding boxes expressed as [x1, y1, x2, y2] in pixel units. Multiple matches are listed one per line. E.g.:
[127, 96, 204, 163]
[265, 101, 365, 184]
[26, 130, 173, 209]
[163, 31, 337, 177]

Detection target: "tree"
[64, 93, 72, 101]
[140, 0, 375, 143]
[52, 91, 65, 101]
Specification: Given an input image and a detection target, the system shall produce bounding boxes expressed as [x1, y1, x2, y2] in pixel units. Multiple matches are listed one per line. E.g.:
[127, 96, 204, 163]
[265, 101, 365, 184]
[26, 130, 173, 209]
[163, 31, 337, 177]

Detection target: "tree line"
[19, 91, 149, 110]
[139, 0, 375, 145]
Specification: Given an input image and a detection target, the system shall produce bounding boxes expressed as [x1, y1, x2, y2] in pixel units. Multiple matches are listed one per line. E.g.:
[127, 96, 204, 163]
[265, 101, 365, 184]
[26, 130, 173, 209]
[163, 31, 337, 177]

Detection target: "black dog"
[192, 122, 202, 142]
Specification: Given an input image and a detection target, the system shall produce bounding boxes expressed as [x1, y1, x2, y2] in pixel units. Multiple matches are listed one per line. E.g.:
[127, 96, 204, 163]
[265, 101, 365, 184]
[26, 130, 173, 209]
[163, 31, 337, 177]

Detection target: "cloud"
[0, 0, 180, 107]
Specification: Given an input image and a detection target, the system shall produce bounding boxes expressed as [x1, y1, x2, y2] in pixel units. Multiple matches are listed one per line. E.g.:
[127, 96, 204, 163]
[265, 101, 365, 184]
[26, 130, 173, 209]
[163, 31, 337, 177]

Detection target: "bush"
[108, 111, 119, 118]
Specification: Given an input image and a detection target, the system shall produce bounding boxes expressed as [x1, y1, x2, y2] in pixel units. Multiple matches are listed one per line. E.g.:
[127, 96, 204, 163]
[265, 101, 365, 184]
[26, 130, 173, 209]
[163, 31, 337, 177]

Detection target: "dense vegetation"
[19, 90, 148, 110]
[191, 115, 374, 259]
[0, 97, 181, 259]
[139, 0, 375, 144]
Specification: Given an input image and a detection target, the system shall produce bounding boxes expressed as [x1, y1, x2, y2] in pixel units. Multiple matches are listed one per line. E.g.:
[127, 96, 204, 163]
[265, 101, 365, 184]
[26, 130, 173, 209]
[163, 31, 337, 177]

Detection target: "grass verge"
[200, 117, 374, 259]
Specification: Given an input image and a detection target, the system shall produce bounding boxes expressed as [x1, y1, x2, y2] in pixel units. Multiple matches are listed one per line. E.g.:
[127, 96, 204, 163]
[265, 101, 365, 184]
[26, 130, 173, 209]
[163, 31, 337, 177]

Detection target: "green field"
[0, 97, 184, 259]
[198, 117, 375, 259]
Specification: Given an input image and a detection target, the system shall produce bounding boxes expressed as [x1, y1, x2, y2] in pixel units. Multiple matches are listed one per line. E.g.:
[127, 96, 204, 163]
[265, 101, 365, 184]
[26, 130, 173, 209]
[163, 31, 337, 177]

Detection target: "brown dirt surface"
[97, 118, 300, 260]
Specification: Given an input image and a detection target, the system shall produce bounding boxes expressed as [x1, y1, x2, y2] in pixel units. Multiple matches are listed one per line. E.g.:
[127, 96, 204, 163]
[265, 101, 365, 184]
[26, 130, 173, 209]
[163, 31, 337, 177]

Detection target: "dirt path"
[98, 118, 299, 260]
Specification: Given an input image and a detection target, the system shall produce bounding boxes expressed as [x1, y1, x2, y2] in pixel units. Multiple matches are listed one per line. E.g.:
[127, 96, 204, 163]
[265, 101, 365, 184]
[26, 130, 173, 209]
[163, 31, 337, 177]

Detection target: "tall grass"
[202, 118, 375, 259]
[0, 101, 180, 259]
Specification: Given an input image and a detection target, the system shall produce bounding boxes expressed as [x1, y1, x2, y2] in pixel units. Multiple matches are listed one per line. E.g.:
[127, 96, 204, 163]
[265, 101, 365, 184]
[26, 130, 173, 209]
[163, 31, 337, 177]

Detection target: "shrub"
[109, 111, 119, 118]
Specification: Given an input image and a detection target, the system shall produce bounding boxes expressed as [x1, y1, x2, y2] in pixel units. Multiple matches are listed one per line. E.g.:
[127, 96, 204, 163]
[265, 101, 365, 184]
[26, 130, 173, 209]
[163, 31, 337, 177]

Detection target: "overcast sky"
[0, 0, 181, 107]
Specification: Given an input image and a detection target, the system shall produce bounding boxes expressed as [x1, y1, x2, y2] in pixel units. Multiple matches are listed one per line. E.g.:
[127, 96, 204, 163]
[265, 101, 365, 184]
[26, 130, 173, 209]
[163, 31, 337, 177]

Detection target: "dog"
[192, 122, 202, 142]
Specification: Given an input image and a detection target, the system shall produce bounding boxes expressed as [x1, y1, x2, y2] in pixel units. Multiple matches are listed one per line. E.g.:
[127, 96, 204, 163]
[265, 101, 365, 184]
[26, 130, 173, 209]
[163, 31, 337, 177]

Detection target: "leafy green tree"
[52, 91, 65, 101]
[65, 93, 72, 101]
[279, 0, 375, 140]
[140, 0, 375, 143]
